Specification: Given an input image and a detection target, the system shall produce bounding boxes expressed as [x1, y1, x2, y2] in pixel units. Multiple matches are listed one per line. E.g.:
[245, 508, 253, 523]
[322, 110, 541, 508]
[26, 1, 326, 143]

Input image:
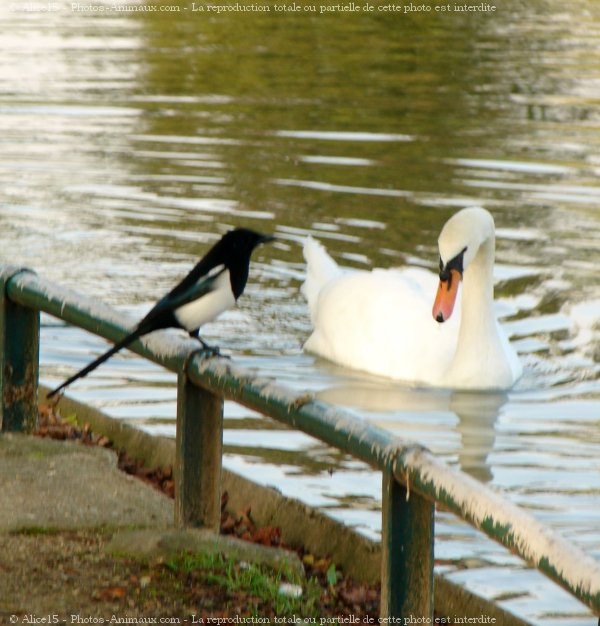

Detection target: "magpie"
[46, 228, 275, 399]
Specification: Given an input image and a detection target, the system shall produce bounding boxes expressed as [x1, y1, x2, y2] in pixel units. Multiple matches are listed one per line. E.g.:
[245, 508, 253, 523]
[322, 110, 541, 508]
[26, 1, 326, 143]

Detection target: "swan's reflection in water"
[450, 391, 506, 483]
[316, 380, 507, 484]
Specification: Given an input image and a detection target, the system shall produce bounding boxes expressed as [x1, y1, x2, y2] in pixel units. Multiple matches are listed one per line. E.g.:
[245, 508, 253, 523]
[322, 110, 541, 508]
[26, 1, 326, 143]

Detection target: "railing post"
[174, 368, 224, 530]
[0, 268, 40, 433]
[381, 470, 434, 620]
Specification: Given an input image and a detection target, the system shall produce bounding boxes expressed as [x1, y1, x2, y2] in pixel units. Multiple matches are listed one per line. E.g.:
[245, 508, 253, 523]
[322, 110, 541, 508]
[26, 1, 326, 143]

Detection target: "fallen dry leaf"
[96, 586, 127, 601]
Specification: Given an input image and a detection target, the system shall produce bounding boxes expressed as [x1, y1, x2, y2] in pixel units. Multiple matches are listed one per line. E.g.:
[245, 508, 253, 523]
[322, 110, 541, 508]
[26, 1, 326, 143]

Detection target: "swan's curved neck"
[450, 234, 506, 386]
[461, 235, 495, 321]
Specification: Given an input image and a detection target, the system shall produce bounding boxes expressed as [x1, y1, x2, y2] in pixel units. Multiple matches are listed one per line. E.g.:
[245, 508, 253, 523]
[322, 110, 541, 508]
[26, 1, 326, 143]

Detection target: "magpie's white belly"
[174, 271, 236, 332]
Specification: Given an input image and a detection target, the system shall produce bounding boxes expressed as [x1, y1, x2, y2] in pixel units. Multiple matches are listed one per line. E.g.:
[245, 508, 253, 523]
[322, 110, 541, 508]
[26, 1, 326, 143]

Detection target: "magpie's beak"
[432, 268, 462, 323]
[259, 234, 277, 245]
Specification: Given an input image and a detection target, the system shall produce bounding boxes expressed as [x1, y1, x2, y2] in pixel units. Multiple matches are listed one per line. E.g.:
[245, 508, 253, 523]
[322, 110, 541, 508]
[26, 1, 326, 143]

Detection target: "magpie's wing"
[165, 240, 229, 300]
[140, 265, 227, 326]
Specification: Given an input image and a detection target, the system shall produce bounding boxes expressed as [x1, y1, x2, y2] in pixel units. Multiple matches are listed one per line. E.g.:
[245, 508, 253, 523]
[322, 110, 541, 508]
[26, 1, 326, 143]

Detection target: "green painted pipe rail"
[2, 266, 600, 618]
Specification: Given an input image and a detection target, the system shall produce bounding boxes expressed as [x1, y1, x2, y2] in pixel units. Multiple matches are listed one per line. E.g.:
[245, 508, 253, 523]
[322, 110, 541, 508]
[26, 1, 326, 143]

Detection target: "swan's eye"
[439, 247, 467, 281]
[448, 247, 466, 273]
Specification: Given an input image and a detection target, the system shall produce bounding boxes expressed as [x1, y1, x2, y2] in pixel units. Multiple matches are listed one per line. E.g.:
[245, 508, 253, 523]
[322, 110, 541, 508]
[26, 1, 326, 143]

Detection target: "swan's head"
[432, 207, 495, 323]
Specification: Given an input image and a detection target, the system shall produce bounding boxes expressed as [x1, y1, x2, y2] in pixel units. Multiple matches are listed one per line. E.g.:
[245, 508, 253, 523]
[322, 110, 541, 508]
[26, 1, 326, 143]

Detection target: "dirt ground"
[0, 529, 152, 620]
[0, 527, 379, 624]
[0, 408, 380, 625]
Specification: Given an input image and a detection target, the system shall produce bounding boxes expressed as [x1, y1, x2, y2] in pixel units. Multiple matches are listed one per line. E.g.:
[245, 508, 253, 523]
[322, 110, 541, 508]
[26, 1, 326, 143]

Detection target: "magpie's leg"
[189, 329, 222, 357]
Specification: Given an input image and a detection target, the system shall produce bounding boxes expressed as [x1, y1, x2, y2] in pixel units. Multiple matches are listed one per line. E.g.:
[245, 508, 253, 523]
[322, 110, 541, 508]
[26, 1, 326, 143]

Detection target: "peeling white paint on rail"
[11, 272, 130, 329]
[195, 357, 444, 469]
[401, 447, 600, 600]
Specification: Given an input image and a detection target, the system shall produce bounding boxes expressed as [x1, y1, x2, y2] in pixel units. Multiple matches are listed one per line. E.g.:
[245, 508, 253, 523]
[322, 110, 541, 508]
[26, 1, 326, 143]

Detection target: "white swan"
[302, 207, 522, 390]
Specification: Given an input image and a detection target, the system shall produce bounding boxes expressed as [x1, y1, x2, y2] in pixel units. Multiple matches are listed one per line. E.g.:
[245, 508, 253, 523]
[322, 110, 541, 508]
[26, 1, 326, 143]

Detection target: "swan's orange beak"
[432, 269, 461, 323]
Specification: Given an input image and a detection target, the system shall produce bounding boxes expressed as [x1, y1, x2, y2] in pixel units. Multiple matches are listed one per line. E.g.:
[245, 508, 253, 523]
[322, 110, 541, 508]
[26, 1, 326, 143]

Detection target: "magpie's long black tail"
[46, 327, 146, 400]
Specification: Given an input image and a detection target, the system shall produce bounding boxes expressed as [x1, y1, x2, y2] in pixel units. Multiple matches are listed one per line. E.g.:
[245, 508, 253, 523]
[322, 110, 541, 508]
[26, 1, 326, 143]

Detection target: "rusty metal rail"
[1, 265, 600, 619]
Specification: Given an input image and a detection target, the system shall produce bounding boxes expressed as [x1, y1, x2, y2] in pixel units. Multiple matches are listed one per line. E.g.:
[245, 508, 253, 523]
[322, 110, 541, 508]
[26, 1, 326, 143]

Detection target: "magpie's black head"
[214, 228, 275, 298]
[222, 228, 276, 253]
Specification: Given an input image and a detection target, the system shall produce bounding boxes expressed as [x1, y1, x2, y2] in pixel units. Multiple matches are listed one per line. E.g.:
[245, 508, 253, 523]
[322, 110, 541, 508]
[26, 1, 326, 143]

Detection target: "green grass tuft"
[158, 550, 321, 618]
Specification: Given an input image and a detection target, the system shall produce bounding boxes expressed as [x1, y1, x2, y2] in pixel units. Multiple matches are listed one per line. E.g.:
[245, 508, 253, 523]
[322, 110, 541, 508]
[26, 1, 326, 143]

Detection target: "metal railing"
[1, 265, 600, 618]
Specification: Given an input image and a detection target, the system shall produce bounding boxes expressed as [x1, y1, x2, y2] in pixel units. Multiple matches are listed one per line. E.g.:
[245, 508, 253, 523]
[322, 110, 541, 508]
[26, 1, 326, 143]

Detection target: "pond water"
[1, 1, 599, 624]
